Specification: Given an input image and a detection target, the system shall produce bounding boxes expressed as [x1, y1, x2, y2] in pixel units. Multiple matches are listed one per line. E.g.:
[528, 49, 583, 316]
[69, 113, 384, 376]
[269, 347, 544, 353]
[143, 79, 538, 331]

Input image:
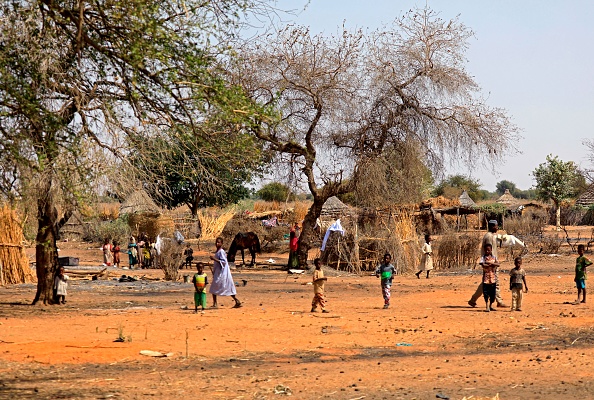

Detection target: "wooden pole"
[353, 221, 360, 274]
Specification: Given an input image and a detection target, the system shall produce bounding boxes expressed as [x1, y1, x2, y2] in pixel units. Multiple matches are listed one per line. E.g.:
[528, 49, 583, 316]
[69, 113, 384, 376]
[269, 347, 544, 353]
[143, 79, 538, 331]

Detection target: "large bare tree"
[236, 7, 520, 266]
[0, 0, 271, 304]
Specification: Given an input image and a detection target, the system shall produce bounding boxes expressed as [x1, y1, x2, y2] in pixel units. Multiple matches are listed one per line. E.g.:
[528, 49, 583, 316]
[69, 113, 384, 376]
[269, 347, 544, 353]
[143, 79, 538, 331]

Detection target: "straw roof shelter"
[496, 189, 519, 208]
[576, 185, 594, 207]
[458, 190, 477, 208]
[321, 196, 351, 219]
[120, 190, 161, 215]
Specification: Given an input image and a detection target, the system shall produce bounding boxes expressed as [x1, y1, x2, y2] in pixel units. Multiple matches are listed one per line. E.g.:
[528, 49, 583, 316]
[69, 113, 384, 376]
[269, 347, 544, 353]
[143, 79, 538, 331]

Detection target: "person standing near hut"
[287, 229, 299, 269]
[375, 253, 397, 309]
[128, 236, 138, 269]
[468, 220, 507, 308]
[102, 238, 113, 266]
[415, 234, 433, 279]
[209, 237, 242, 308]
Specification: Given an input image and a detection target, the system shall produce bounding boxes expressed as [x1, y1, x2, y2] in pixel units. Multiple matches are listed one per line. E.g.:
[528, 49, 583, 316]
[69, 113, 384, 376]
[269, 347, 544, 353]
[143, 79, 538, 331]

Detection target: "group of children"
[102, 236, 155, 269]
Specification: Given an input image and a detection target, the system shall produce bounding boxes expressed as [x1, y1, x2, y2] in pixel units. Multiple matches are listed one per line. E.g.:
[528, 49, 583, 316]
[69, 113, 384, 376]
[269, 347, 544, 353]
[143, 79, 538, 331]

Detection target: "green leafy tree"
[130, 130, 265, 216]
[496, 180, 520, 197]
[532, 155, 580, 229]
[433, 175, 484, 201]
[0, 0, 271, 304]
[257, 182, 292, 202]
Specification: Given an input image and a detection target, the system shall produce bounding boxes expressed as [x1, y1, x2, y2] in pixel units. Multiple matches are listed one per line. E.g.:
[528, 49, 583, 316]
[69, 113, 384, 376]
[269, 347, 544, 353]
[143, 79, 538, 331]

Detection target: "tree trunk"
[297, 198, 325, 268]
[556, 203, 561, 231]
[32, 182, 60, 305]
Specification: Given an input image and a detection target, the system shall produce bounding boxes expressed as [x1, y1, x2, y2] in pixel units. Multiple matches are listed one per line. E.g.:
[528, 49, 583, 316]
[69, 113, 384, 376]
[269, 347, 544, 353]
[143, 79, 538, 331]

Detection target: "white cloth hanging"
[321, 219, 345, 251]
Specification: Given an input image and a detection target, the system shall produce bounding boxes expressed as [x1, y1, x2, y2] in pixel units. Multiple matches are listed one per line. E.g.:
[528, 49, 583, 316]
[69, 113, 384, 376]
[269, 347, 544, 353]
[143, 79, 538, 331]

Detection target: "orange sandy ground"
[2, 237, 594, 399]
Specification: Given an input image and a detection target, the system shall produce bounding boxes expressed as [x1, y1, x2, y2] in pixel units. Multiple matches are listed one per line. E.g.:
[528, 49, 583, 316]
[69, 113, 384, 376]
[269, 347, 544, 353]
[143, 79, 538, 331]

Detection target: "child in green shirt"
[575, 244, 592, 304]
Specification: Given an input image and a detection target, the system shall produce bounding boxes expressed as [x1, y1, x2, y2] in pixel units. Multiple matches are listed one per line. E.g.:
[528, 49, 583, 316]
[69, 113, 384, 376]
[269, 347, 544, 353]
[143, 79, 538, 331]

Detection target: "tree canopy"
[256, 182, 292, 202]
[0, 0, 272, 304]
[433, 175, 484, 201]
[235, 6, 520, 264]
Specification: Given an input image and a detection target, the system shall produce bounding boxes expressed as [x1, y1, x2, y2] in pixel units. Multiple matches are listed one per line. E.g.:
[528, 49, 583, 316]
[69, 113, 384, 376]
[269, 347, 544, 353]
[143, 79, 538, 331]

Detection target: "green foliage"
[83, 217, 131, 245]
[433, 175, 484, 201]
[532, 155, 580, 206]
[257, 182, 291, 202]
[496, 180, 519, 196]
[479, 203, 507, 215]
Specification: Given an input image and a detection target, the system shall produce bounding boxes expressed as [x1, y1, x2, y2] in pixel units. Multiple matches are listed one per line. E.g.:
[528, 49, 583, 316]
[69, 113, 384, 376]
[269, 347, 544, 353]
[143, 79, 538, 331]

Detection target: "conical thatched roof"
[120, 190, 161, 215]
[459, 190, 477, 208]
[576, 185, 594, 207]
[496, 189, 518, 206]
[321, 196, 350, 217]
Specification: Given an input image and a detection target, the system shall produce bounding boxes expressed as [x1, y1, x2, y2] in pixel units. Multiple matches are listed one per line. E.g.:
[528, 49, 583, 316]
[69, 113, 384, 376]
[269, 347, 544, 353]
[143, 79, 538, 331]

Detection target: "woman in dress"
[287, 229, 299, 269]
[127, 236, 138, 269]
[209, 237, 241, 308]
[102, 238, 113, 266]
[415, 234, 434, 279]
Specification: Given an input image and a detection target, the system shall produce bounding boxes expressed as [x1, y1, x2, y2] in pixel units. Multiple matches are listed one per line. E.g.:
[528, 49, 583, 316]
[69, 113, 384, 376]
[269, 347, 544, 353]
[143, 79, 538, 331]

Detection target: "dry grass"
[293, 201, 310, 223]
[253, 200, 280, 212]
[0, 205, 35, 284]
[198, 208, 236, 241]
[97, 203, 120, 221]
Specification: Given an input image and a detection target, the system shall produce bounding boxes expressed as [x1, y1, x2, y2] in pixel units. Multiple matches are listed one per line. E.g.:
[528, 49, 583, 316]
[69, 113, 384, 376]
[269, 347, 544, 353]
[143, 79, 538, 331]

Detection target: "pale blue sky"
[271, 0, 594, 191]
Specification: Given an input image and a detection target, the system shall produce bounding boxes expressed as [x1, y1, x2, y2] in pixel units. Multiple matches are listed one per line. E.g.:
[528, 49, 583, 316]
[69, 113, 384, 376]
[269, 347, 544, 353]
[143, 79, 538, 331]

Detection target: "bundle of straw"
[198, 208, 236, 240]
[0, 205, 35, 284]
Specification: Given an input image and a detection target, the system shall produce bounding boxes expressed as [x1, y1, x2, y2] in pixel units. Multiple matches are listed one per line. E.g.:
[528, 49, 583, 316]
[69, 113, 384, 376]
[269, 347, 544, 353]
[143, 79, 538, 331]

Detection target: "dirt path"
[2, 250, 594, 399]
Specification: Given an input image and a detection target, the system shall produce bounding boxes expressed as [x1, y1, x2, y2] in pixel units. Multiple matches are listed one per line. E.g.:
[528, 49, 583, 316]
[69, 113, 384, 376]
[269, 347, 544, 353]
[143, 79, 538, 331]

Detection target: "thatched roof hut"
[120, 190, 161, 215]
[60, 211, 85, 241]
[321, 196, 350, 219]
[576, 185, 594, 207]
[496, 189, 519, 207]
[459, 190, 477, 208]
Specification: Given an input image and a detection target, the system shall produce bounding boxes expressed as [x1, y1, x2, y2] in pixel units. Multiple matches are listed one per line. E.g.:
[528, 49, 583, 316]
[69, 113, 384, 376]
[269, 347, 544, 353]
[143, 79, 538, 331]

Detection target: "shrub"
[83, 216, 131, 244]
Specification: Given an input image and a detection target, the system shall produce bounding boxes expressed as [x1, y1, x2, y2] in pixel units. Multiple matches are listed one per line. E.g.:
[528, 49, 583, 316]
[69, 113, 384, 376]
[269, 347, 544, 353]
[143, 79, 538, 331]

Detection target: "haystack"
[121, 191, 173, 240]
[119, 190, 161, 215]
[496, 189, 519, 208]
[0, 205, 35, 284]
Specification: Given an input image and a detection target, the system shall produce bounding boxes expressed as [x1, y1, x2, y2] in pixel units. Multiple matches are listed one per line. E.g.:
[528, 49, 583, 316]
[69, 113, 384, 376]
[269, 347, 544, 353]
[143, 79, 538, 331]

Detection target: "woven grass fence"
[198, 208, 236, 241]
[0, 205, 35, 284]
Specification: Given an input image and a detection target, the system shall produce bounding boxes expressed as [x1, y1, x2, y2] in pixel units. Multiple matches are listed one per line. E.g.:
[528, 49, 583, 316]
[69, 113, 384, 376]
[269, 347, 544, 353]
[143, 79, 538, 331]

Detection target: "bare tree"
[235, 7, 520, 266]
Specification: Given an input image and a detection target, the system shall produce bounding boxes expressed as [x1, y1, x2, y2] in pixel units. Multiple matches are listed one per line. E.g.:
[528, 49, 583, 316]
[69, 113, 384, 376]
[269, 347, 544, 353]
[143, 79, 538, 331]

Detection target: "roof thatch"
[120, 190, 161, 215]
[321, 196, 350, 217]
[459, 190, 477, 208]
[496, 189, 518, 207]
[576, 185, 594, 207]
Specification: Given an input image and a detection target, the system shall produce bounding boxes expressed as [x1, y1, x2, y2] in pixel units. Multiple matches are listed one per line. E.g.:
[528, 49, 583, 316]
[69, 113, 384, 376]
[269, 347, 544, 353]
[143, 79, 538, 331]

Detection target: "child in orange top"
[311, 258, 328, 313]
[480, 244, 500, 312]
[192, 264, 208, 312]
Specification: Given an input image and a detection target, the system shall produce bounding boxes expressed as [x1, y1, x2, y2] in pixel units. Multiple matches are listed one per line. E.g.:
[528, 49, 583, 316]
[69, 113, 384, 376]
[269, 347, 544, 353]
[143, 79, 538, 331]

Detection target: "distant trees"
[236, 7, 519, 265]
[495, 180, 536, 200]
[433, 175, 484, 201]
[533, 155, 581, 229]
[257, 182, 292, 202]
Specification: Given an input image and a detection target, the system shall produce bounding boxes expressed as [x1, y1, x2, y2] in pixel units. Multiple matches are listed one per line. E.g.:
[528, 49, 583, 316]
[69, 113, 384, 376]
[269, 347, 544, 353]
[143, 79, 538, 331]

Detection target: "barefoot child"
[311, 258, 328, 313]
[480, 244, 499, 312]
[192, 264, 208, 312]
[575, 244, 592, 304]
[375, 253, 396, 309]
[54, 267, 69, 304]
[112, 240, 121, 268]
[509, 256, 528, 311]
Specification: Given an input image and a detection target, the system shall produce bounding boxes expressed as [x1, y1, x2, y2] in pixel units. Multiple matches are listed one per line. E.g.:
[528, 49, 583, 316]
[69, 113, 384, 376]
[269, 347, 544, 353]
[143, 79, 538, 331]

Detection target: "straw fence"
[0, 205, 35, 284]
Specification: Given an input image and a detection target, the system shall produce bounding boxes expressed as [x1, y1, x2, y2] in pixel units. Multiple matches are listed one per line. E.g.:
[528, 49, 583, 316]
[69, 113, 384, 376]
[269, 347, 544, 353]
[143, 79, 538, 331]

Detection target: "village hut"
[496, 189, 519, 208]
[60, 211, 85, 242]
[321, 196, 351, 220]
[459, 190, 477, 208]
[120, 190, 174, 239]
[576, 185, 594, 208]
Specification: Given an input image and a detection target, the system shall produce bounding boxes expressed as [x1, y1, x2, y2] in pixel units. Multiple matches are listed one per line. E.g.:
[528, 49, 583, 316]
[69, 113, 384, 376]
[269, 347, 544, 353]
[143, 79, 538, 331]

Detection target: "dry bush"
[504, 209, 548, 236]
[538, 234, 563, 254]
[0, 205, 35, 284]
[198, 208, 236, 240]
[293, 201, 310, 223]
[253, 200, 281, 212]
[156, 238, 184, 281]
[434, 230, 481, 269]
